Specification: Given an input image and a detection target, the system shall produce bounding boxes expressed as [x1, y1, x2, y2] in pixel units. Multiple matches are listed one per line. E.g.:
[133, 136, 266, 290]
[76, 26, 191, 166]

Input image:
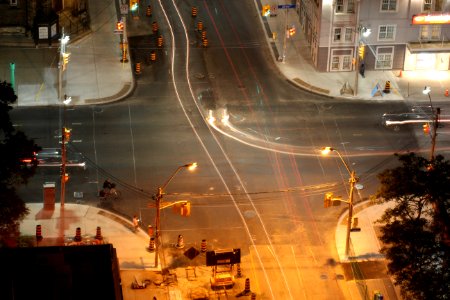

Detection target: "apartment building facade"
[297, 0, 450, 72]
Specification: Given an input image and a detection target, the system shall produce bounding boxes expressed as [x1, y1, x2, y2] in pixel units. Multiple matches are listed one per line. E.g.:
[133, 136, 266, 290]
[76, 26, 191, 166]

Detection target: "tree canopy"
[376, 153, 450, 299]
[0, 81, 40, 246]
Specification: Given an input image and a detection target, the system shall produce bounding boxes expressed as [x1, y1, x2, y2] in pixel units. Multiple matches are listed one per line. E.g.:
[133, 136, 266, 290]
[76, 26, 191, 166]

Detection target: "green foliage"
[0, 81, 40, 247]
[376, 153, 450, 299]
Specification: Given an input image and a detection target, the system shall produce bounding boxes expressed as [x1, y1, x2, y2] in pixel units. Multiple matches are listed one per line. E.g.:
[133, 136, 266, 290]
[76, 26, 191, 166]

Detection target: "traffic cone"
[383, 81, 391, 93]
[175, 234, 185, 249]
[74, 227, 82, 242]
[150, 50, 156, 62]
[148, 237, 155, 252]
[135, 62, 141, 74]
[197, 21, 203, 32]
[201, 239, 207, 252]
[95, 226, 103, 241]
[243, 278, 251, 295]
[236, 263, 242, 277]
[445, 89, 449, 97]
[152, 21, 159, 33]
[157, 35, 163, 47]
[398, 70, 402, 77]
[36, 224, 43, 242]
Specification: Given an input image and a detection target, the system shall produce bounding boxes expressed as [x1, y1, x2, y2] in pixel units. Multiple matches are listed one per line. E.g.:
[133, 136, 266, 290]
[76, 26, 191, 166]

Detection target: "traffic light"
[262, 5, 270, 17]
[62, 52, 70, 71]
[130, 0, 138, 11]
[324, 192, 333, 208]
[289, 26, 296, 37]
[63, 127, 71, 142]
[423, 123, 430, 135]
[64, 173, 69, 183]
[358, 44, 365, 59]
[181, 202, 191, 217]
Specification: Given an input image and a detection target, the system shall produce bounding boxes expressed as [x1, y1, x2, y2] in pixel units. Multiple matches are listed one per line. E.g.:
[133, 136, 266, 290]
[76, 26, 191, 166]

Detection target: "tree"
[0, 81, 40, 247]
[376, 153, 450, 299]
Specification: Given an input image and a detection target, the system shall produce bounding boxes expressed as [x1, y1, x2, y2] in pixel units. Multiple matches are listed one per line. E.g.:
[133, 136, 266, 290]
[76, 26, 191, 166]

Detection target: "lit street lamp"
[321, 147, 358, 258]
[153, 162, 197, 268]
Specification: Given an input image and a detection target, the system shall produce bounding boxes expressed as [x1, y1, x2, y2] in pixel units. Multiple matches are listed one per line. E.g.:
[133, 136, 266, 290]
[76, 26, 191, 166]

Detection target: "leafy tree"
[0, 81, 40, 247]
[376, 153, 450, 299]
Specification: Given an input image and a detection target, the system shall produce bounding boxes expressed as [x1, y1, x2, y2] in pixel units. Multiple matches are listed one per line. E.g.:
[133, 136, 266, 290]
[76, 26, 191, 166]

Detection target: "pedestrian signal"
[324, 192, 333, 208]
[262, 5, 270, 17]
[116, 21, 124, 32]
[358, 44, 365, 59]
[423, 123, 430, 135]
[64, 173, 69, 183]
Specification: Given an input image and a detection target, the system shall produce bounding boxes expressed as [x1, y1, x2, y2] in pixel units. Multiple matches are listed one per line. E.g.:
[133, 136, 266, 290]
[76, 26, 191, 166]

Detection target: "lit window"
[381, 0, 397, 11]
[378, 25, 396, 40]
[331, 57, 340, 70]
[423, 0, 432, 11]
[375, 46, 394, 69]
[342, 56, 352, 70]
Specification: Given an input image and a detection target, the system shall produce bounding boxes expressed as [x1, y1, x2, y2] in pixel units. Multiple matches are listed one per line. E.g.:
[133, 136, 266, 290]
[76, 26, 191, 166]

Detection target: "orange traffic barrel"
[150, 50, 156, 62]
[146, 5, 152, 17]
[74, 227, 82, 242]
[383, 81, 391, 93]
[152, 21, 159, 33]
[157, 35, 163, 47]
[201, 30, 206, 40]
[175, 234, 185, 249]
[148, 237, 155, 252]
[135, 62, 141, 74]
[201, 239, 207, 252]
[197, 21, 203, 32]
[192, 7, 197, 17]
[202, 38, 208, 48]
[36, 224, 43, 241]
[95, 226, 103, 241]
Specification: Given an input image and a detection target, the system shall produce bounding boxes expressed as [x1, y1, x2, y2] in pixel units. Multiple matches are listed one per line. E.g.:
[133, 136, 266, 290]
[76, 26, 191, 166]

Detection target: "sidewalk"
[0, 0, 133, 107]
[259, 0, 450, 104]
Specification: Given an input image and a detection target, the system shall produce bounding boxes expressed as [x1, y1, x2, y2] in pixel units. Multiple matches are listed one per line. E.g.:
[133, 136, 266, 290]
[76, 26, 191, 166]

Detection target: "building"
[297, 0, 450, 73]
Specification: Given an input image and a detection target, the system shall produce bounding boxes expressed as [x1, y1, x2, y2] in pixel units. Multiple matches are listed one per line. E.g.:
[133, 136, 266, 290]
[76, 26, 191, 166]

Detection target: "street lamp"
[153, 162, 197, 268]
[321, 147, 358, 258]
[422, 86, 440, 161]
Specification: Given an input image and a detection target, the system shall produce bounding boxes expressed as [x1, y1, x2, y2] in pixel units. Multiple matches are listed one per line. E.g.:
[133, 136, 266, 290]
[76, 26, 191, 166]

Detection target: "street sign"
[120, 4, 129, 14]
[278, 4, 296, 9]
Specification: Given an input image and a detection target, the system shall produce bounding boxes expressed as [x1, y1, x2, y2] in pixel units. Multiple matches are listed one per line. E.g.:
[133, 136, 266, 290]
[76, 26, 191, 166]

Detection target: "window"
[423, 0, 432, 11]
[378, 25, 396, 40]
[330, 49, 353, 71]
[335, 0, 355, 14]
[420, 25, 441, 40]
[336, 0, 344, 13]
[381, 0, 397, 11]
[333, 27, 354, 43]
[345, 28, 353, 42]
[375, 47, 394, 69]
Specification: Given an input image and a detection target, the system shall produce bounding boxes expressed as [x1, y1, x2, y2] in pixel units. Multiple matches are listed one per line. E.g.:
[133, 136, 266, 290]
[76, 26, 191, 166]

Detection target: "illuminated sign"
[412, 14, 450, 25]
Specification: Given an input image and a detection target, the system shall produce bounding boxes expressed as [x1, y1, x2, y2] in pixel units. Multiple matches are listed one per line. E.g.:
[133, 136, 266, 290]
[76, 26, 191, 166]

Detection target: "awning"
[407, 41, 450, 53]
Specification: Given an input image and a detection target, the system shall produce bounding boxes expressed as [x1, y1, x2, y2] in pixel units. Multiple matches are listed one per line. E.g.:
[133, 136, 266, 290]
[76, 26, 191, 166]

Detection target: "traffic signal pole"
[60, 128, 67, 207]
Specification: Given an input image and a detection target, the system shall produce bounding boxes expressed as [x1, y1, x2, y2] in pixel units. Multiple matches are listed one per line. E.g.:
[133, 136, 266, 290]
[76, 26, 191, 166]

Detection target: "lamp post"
[423, 86, 440, 161]
[321, 147, 358, 258]
[153, 162, 197, 268]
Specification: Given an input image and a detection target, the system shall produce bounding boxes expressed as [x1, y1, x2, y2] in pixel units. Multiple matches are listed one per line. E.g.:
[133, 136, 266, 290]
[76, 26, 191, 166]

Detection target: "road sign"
[120, 4, 129, 14]
[278, 4, 296, 9]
